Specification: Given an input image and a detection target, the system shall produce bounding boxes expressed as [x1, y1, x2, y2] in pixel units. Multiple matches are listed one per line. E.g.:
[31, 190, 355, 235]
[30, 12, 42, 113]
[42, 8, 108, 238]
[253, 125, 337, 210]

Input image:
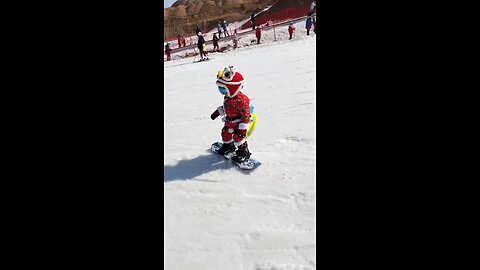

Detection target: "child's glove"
[211, 110, 220, 120]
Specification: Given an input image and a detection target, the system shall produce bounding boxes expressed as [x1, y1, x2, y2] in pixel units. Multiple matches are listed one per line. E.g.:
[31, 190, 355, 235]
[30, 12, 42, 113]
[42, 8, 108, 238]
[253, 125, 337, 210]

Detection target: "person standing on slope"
[216, 21, 223, 39]
[310, 0, 316, 13]
[221, 19, 229, 37]
[255, 26, 261, 44]
[251, 12, 256, 31]
[165, 43, 171, 61]
[306, 14, 313, 36]
[288, 22, 295, 40]
[181, 34, 186, 47]
[232, 30, 239, 49]
[212, 33, 219, 52]
[197, 32, 207, 60]
[210, 66, 252, 163]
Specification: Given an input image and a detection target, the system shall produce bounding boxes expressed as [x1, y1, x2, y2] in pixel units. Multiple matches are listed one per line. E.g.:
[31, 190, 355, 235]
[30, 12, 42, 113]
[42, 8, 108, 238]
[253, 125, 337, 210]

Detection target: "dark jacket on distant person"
[198, 34, 205, 44]
[306, 17, 313, 29]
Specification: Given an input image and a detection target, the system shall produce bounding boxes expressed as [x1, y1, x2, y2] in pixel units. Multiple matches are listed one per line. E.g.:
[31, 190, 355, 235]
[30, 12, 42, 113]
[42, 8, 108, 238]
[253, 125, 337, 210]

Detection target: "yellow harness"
[246, 113, 257, 139]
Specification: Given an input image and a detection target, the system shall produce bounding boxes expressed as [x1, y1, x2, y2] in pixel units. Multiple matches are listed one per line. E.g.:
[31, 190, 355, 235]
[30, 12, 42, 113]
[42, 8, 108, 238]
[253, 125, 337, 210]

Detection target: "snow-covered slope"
[164, 35, 316, 270]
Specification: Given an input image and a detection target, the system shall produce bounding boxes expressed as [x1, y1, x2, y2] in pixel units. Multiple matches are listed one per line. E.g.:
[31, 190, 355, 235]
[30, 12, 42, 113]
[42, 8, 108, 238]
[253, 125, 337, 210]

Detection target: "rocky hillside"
[164, 0, 276, 40]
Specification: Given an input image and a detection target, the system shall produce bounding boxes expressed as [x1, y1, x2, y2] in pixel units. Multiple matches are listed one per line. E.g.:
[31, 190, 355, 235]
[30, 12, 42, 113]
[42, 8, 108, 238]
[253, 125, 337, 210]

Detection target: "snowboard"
[210, 142, 261, 170]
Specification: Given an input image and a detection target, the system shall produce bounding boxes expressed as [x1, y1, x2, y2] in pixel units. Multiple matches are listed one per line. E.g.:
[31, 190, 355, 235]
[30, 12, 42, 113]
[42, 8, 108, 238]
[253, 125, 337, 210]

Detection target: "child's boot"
[232, 141, 251, 163]
[218, 142, 235, 155]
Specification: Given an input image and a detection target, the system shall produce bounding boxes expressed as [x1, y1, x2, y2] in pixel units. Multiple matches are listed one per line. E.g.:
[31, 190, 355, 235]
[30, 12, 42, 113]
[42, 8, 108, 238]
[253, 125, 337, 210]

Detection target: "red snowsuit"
[212, 92, 250, 146]
[288, 25, 295, 34]
[288, 25, 295, 39]
[255, 27, 261, 44]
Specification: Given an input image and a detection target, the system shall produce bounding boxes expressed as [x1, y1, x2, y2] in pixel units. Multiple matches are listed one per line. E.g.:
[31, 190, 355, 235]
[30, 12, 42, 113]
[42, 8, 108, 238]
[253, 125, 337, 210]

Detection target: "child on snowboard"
[210, 66, 251, 163]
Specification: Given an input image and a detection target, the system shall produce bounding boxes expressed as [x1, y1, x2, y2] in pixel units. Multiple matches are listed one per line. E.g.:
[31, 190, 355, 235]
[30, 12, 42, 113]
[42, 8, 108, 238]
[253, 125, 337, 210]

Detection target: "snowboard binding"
[232, 142, 251, 163]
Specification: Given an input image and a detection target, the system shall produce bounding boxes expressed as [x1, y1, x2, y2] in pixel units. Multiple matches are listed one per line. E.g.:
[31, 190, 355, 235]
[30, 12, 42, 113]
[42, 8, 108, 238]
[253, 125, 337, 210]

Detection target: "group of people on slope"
[212, 29, 239, 51]
[166, 1, 318, 61]
[177, 34, 187, 48]
[216, 19, 230, 38]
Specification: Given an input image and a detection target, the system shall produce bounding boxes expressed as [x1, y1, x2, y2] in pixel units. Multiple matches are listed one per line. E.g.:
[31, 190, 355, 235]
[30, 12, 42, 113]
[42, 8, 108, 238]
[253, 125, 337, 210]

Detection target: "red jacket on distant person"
[255, 27, 261, 37]
[288, 25, 295, 34]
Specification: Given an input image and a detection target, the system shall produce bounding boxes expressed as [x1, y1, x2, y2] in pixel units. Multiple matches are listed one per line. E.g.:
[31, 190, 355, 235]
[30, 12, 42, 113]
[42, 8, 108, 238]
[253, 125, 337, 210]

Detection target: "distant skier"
[216, 21, 223, 39]
[288, 23, 295, 40]
[212, 33, 219, 51]
[221, 19, 229, 37]
[210, 66, 252, 163]
[310, 0, 316, 13]
[255, 26, 261, 44]
[232, 30, 239, 49]
[251, 12, 256, 31]
[306, 14, 313, 36]
[197, 32, 207, 60]
[181, 34, 186, 47]
[165, 43, 171, 61]
[177, 34, 182, 48]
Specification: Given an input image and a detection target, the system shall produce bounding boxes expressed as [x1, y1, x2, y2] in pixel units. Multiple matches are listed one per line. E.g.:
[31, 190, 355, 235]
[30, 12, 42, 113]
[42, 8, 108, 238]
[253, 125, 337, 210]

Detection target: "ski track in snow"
[164, 34, 316, 270]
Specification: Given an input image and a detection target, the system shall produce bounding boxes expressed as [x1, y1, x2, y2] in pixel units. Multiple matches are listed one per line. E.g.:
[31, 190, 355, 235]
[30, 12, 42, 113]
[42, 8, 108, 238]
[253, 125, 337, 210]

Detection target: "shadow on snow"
[164, 153, 232, 182]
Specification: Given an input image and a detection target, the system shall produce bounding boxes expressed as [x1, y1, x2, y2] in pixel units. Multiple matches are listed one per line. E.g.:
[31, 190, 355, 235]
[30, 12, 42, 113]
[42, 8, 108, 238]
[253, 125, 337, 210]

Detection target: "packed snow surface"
[164, 34, 316, 270]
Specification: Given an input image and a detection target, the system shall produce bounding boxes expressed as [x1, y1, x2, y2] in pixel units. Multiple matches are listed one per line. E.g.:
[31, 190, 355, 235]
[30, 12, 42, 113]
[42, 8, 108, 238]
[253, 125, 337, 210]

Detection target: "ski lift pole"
[272, 20, 276, 42]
